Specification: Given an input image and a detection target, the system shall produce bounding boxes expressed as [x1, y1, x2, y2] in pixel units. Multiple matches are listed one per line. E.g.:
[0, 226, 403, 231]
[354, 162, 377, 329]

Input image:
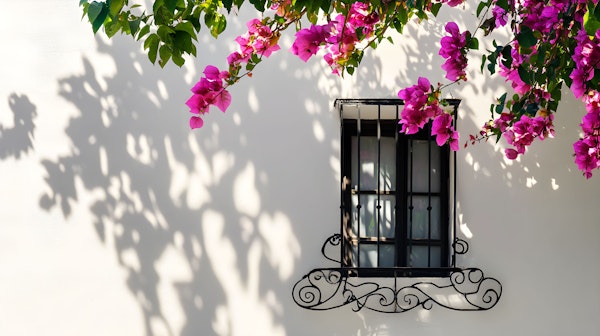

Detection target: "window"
[338, 99, 458, 277]
[291, 99, 502, 312]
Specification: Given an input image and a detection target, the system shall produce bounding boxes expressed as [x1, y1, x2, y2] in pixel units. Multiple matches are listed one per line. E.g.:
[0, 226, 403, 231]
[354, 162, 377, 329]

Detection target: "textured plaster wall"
[1, 1, 600, 335]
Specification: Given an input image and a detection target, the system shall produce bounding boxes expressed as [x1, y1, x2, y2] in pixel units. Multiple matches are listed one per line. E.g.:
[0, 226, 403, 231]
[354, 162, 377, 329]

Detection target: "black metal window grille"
[338, 99, 459, 277]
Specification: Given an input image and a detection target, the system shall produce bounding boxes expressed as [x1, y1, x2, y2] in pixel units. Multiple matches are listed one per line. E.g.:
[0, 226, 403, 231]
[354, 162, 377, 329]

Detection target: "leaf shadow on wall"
[35, 23, 358, 335]
[0, 93, 37, 159]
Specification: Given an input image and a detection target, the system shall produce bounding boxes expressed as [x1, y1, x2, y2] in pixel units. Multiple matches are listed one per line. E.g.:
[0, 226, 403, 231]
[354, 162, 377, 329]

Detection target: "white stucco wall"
[1, 1, 600, 335]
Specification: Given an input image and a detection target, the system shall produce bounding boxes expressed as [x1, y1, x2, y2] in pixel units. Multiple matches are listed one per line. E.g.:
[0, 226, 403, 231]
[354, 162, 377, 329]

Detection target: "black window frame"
[338, 99, 459, 278]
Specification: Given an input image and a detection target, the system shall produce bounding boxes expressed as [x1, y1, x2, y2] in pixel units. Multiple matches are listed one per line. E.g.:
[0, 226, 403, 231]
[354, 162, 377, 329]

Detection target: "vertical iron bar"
[394, 105, 400, 267]
[339, 101, 345, 268]
[427, 127, 432, 267]
[408, 139, 414, 267]
[377, 104, 381, 267]
[452, 103, 458, 268]
[357, 104, 361, 267]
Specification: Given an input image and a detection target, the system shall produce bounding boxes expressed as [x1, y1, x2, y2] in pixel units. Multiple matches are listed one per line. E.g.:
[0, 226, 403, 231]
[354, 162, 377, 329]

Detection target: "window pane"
[351, 194, 396, 238]
[409, 140, 440, 193]
[351, 136, 396, 192]
[408, 196, 441, 239]
[355, 244, 395, 267]
[360, 244, 378, 267]
[407, 245, 441, 267]
[379, 244, 395, 267]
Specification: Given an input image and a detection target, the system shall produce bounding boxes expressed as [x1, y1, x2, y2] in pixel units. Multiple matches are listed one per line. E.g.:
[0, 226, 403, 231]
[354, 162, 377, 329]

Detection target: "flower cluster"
[186, 65, 232, 129]
[570, 29, 600, 99]
[573, 91, 600, 178]
[501, 112, 554, 159]
[227, 18, 281, 73]
[492, 2, 508, 28]
[398, 77, 459, 150]
[186, 19, 282, 129]
[439, 22, 468, 82]
[180, 0, 600, 178]
[291, 23, 333, 62]
[290, 2, 380, 74]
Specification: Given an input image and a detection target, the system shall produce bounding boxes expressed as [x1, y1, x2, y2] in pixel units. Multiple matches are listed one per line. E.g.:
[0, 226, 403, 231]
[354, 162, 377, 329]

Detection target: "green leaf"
[154, 4, 173, 26]
[174, 30, 195, 56]
[501, 45, 512, 68]
[137, 24, 151, 40]
[496, 0, 508, 10]
[516, 26, 537, 49]
[431, 2, 442, 16]
[87, 2, 104, 24]
[109, 0, 125, 17]
[172, 52, 185, 67]
[397, 5, 408, 24]
[209, 14, 227, 38]
[467, 36, 479, 50]
[129, 18, 142, 36]
[144, 34, 160, 63]
[157, 26, 175, 44]
[584, 2, 600, 36]
[549, 81, 563, 101]
[105, 19, 121, 37]
[496, 92, 507, 114]
[526, 103, 539, 116]
[476, 0, 489, 17]
[518, 65, 532, 85]
[222, 0, 233, 11]
[174, 21, 197, 39]
[158, 45, 172, 67]
[92, 6, 109, 33]
[249, 0, 267, 11]
[165, 0, 178, 12]
[481, 54, 487, 73]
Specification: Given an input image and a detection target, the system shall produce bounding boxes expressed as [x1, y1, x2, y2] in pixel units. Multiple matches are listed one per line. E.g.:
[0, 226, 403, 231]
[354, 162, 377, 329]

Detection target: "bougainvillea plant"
[80, 0, 600, 178]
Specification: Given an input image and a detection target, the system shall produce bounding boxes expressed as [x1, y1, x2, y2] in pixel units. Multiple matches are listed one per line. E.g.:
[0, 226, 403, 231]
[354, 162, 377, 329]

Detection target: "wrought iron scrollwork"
[321, 233, 341, 263]
[453, 238, 469, 255]
[292, 267, 501, 312]
[292, 234, 502, 313]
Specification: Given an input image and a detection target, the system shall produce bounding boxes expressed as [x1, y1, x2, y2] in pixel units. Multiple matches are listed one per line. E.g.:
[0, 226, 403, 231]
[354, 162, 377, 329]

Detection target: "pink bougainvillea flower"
[190, 116, 204, 129]
[398, 77, 444, 134]
[439, 22, 468, 81]
[442, 0, 464, 6]
[186, 93, 208, 115]
[502, 113, 554, 160]
[186, 65, 232, 129]
[492, 5, 507, 28]
[291, 23, 332, 62]
[203, 65, 229, 81]
[212, 89, 232, 112]
[573, 137, 599, 179]
[314, 2, 380, 75]
[570, 30, 600, 99]
[431, 113, 459, 150]
[244, 19, 281, 58]
[505, 148, 519, 160]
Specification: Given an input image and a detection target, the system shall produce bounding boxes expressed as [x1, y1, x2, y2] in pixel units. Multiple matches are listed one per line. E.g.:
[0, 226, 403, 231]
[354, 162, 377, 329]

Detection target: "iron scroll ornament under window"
[291, 99, 502, 313]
